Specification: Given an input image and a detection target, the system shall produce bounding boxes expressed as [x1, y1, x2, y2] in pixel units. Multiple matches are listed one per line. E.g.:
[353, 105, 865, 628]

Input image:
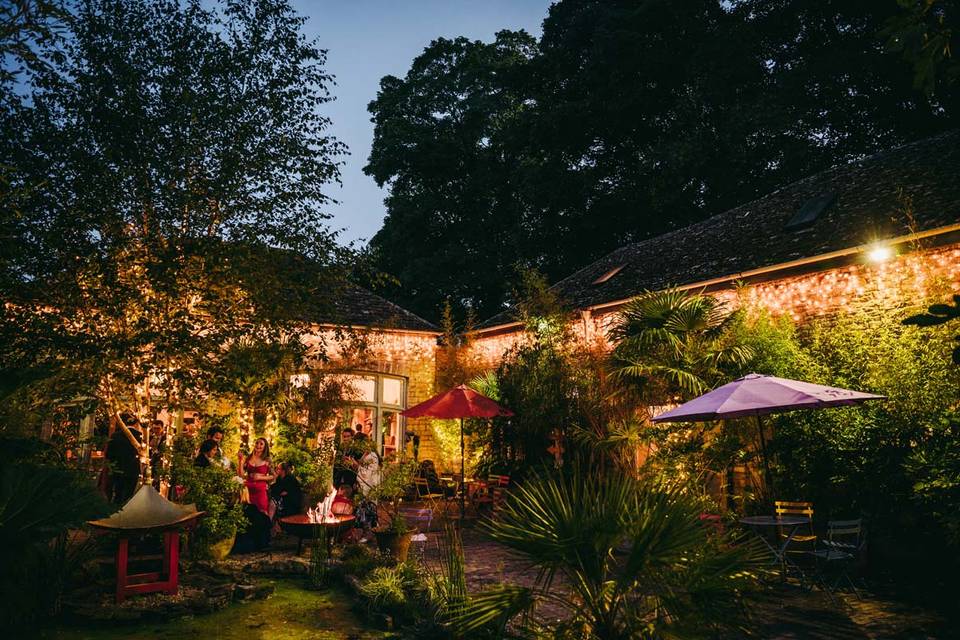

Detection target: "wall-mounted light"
[867, 244, 893, 263]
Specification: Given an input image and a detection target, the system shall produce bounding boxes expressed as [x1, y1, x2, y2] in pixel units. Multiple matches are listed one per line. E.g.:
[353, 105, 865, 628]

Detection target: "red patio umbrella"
[401, 385, 514, 520]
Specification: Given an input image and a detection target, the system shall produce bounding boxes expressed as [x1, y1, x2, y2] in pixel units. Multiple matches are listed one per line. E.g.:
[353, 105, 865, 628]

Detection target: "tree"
[365, 31, 538, 322]
[367, 0, 959, 325]
[884, 0, 960, 95]
[609, 289, 752, 401]
[0, 0, 349, 453]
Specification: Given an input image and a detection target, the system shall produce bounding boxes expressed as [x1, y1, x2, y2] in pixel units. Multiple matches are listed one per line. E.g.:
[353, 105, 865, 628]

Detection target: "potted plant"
[170, 435, 246, 559]
[367, 456, 418, 561]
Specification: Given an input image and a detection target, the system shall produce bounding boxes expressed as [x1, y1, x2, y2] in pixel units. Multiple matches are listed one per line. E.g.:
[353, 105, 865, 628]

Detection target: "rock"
[234, 583, 258, 600]
[204, 582, 236, 600]
[232, 582, 272, 601]
[252, 583, 275, 600]
[242, 557, 310, 575]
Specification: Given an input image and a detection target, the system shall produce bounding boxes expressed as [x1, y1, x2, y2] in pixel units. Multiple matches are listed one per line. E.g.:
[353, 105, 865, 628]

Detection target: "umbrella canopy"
[401, 384, 514, 419]
[651, 373, 885, 423]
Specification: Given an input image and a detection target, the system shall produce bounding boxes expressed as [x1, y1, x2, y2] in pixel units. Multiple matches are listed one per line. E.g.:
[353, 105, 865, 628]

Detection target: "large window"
[330, 372, 406, 457]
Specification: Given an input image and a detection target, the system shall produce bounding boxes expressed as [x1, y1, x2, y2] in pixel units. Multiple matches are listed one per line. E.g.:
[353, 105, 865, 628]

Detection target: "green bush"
[358, 561, 426, 622]
[170, 434, 246, 557]
[0, 448, 111, 626]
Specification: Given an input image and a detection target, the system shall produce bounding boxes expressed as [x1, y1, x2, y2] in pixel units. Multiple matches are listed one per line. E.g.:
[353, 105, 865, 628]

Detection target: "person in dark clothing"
[269, 462, 303, 520]
[194, 439, 219, 468]
[105, 413, 143, 505]
[334, 427, 359, 488]
[232, 503, 272, 553]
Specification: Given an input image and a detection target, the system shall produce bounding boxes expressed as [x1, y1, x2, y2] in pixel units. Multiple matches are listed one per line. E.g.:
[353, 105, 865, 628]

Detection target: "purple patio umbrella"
[651, 373, 885, 494]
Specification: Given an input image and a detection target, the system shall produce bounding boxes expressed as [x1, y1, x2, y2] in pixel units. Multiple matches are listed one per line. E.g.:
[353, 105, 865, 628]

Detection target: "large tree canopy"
[366, 0, 960, 324]
[1, 0, 349, 427]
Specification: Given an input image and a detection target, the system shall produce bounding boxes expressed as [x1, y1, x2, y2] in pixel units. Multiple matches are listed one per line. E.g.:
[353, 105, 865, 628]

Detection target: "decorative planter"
[207, 529, 237, 560]
[373, 529, 413, 562]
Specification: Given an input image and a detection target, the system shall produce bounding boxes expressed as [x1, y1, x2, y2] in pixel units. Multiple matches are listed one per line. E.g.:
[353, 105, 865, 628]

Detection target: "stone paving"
[410, 521, 953, 639]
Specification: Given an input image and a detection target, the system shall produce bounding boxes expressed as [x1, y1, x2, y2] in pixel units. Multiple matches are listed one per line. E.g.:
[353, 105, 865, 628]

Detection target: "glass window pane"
[382, 410, 400, 457]
[382, 377, 403, 406]
[334, 374, 376, 403]
[347, 407, 375, 438]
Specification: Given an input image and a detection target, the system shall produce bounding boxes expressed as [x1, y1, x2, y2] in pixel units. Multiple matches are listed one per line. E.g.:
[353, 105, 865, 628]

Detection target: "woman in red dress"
[238, 437, 275, 514]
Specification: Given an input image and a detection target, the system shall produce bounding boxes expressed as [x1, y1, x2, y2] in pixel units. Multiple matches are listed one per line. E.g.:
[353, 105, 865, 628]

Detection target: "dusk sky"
[294, 0, 552, 246]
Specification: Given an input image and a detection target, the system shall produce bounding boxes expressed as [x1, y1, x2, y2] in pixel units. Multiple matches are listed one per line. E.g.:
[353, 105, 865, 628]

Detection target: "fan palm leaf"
[457, 466, 762, 639]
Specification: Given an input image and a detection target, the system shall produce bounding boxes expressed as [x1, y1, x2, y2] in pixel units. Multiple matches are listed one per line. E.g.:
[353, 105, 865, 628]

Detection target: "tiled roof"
[478, 130, 960, 330]
[327, 282, 439, 333]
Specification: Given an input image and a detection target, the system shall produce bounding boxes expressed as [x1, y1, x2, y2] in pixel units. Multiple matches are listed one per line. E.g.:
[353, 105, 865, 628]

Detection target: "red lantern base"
[114, 530, 180, 603]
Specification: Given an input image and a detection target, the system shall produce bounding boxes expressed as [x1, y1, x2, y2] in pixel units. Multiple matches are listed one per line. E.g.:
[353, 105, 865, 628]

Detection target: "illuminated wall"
[471, 242, 960, 364]
[302, 327, 440, 461]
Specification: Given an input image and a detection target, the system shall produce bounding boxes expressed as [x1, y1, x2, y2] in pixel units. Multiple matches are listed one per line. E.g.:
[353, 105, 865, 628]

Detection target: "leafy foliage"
[610, 289, 752, 400]
[366, 0, 959, 324]
[454, 466, 763, 639]
[170, 434, 246, 556]
[1, 0, 352, 442]
[903, 294, 960, 363]
[0, 448, 111, 626]
[884, 0, 960, 95]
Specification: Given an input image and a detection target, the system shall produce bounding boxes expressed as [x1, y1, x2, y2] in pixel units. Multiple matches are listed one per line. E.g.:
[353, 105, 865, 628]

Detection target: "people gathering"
[99, 410, 392, 554]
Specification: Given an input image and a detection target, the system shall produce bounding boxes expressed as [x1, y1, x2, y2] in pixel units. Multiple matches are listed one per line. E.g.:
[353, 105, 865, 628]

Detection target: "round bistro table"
[740, 515, 811, 581]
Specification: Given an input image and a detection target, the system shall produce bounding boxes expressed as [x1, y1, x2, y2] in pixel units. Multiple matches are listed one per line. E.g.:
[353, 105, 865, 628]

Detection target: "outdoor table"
[279, 514, 355, 554]
[739, 515, 810, 580]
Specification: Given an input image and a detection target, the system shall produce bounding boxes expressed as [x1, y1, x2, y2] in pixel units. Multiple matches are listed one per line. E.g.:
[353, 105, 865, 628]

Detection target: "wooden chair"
[808, 519, 864, 600]
[774, 500, 817, 548]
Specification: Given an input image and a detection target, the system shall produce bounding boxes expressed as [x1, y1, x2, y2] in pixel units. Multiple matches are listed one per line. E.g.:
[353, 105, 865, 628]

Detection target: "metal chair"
[413, 476, 444, 503]
[399, 507, 434, 558]
[774, 500, 817, 547]
[808, 519, 865, 600]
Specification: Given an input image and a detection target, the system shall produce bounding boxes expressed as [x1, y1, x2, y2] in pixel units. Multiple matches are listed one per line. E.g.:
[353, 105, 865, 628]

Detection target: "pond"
[38, 580, 389, 640]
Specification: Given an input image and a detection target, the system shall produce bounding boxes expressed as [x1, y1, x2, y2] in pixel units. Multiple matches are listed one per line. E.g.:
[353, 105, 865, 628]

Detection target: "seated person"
[269, 462, 303, 520]
[332, 484, 355, 516]
[194, 439, 219, 468]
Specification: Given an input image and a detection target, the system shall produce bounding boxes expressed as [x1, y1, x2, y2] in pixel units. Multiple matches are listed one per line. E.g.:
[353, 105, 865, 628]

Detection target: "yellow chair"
[774, 500, 817, 547]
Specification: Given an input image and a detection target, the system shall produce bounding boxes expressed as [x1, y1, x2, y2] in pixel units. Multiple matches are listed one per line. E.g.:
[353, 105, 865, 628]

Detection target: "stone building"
[470, 130, 960, 361]
[309, 131, 960, 468]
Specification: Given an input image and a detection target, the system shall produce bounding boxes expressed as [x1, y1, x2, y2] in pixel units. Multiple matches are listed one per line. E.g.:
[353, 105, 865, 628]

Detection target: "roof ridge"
[475, 128, 960, 330]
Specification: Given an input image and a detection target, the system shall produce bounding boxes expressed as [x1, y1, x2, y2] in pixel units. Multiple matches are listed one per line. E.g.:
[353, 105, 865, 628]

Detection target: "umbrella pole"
[460, 417, 466, 522]
[756, 414, 774, 499]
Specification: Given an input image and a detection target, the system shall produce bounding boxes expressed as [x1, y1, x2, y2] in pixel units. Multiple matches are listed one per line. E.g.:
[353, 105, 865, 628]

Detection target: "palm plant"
[609, 289, 752, 400]
[453, 466, 764, 639]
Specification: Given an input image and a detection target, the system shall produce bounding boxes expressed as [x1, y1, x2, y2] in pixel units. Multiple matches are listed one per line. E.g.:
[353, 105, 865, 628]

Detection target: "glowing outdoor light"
[867, 244, 893, 263]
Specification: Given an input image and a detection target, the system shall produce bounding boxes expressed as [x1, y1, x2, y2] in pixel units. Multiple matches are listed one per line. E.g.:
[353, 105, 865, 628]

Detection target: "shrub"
[0, 447, 111, 626]
[170, 434, 246, 557]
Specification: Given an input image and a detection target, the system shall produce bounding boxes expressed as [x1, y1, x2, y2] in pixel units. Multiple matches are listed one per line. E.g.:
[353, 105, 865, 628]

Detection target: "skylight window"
[785, 192, 836, 231]
[592, 264, 625, 285]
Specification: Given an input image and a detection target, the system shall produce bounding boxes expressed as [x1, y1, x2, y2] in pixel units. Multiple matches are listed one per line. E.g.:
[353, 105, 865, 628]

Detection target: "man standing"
[207, 426, 232, 469]
[105, 413, 143, 505]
